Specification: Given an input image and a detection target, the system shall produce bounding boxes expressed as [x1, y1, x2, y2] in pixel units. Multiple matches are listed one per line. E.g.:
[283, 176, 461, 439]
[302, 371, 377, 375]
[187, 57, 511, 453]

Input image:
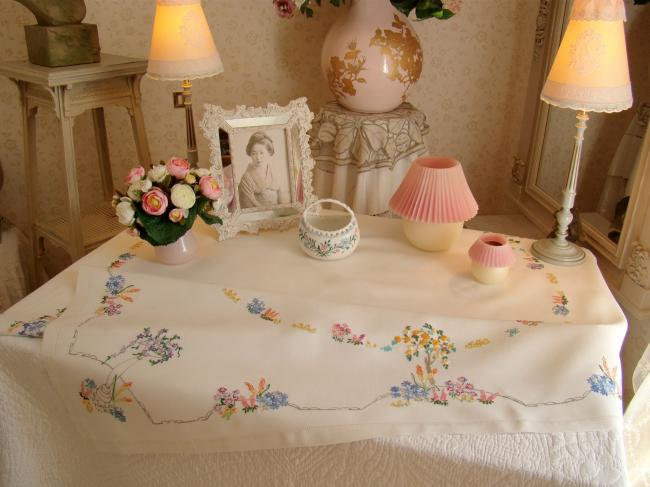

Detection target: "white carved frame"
[513, 0, 650, 269]
[200, 97, 317, 240]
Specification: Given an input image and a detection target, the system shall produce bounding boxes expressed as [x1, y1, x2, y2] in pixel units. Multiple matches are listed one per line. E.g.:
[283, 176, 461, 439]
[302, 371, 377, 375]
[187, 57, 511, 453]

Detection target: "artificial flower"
[169, 207, 188, 223]
[148, 164, 168, 183]
[124, 166, 145, 185]
[199, 176, 222, 200]
[126, 178, 152, 202]
[141, 187, 168, 216]
[194, 168, 210, 178]
[273, 0, 297, 18]
[166, 157, 191, 179]
[115, 201, 136, 226]
[184, 173, 197, 184]
[170, 183, 197, 209]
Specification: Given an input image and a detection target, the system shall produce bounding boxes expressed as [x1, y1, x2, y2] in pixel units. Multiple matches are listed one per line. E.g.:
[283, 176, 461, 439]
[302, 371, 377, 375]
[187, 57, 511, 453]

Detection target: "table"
[310, 102, 429, 216]
[0, 216, 630, 486]
[0, 54, 151, 288]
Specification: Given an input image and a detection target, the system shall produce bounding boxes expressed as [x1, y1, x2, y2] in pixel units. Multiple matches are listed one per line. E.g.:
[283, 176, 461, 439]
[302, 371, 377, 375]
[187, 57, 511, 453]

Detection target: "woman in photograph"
[239, 131, 289, 209]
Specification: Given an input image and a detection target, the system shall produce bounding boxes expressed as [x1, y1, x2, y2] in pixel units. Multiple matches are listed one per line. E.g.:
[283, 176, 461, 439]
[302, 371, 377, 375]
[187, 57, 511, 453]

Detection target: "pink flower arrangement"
[113, 157, 222, 246]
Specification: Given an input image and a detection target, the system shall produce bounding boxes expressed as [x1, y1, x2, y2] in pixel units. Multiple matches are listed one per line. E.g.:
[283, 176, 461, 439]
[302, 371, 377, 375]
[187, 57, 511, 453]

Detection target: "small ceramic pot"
[468, 233, 516, 284]
[154, 229, 198, 265]
[298, 198, 360, 260]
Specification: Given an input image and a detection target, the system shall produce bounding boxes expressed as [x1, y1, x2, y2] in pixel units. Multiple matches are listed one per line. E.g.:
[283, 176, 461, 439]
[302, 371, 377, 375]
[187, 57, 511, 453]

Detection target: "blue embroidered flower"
[118, 253, 134, 261]
[110, 407, 126, 422]
[393, 381, 427, 401]
[258, 391, 289, 410]
[83, 378, 97, 390]
[588, 374, 617, 396]
[246, 298, 266, 315]
[17, 318, 49, 337]
[505, 327, 520, 337]
[552, 304, 570, 316]
[106, 275, 126, 295]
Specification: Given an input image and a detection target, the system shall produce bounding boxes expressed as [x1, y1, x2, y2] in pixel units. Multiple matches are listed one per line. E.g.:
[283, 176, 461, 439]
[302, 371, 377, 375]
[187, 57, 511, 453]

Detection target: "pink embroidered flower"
[141, 187, 168, 216]
[166, 157, 191, 179]
[169, 207, 188, 223]
[273, 0, 296, 18]
[199, 176, 222, 200]
[124, 166, 145, 185]
[331, 323, 352, 342]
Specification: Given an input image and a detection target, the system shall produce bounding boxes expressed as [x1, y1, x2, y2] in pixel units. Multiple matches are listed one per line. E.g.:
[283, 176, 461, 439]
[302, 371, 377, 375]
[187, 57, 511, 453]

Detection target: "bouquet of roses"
[113, 157, 222, 246]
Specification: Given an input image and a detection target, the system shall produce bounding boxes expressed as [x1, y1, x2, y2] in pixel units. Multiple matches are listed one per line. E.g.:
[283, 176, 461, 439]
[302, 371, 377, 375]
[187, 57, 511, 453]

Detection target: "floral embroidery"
[96, 274, 140, 316]
[393, 324, 456, 369]
[291, 322, 317, 334]
[552, 291, 570, 316]
[465, 338, 490, 349]
[213, 378, 288, 420]
[222, 288, 241, 303]
[108, 252, 135, 270]
[104, 327, 182, 366]
[505, 327, 520, 337]
[298, 228, 359, 259]
[79, 377, 132, 422]
[587, 357, 620, 398]
[245, 298, 282, 324]
[331, 323, 366, 346]
[545, 273, 558, 284]
[524, 254, 544, 270]
[7, 308, 66, 338]
[516, 320, 542, 327]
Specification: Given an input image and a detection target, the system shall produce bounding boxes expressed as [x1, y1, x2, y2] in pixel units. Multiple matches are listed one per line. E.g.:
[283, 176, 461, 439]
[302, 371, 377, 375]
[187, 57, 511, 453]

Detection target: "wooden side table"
[0, 54, 151, 288]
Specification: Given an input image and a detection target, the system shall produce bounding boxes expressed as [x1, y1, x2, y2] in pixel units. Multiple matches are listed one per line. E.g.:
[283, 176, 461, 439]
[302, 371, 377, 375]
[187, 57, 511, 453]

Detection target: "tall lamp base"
[531, 238, 586, 266]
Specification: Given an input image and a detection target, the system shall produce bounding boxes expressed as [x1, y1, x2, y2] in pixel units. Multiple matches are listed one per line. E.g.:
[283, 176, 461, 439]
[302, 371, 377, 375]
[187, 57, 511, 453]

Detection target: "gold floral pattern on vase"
[369, 15, 423, 101]
[326, 40, 367, 100]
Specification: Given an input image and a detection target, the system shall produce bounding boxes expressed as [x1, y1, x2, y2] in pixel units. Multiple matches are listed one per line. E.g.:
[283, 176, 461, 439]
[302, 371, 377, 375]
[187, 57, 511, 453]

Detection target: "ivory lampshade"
[540, 0, 632, 113]
[389, 157, 478, 251]
[147, 0, 223, 81]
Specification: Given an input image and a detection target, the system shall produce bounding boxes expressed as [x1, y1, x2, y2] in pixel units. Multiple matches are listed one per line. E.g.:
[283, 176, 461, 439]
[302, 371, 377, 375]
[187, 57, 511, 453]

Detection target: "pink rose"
[166, 157, 191, 179]
[273, 0, 296, 18]
[124, 166, 145, 185]
[169, 208, 188, 223]
[141, 187, 168, 216]
[198, 176, 222, 200]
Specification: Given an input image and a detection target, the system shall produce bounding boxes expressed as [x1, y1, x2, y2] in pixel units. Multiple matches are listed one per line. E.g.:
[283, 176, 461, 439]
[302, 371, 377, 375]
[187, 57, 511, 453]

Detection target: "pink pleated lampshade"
[389, 157, 478, 223]
[468, 233, 516, 268]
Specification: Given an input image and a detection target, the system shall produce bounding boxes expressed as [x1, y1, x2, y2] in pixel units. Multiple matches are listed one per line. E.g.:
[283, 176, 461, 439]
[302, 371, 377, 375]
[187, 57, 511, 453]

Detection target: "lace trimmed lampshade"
[531, 0, 633, 266]
[389, 157, 478, 251]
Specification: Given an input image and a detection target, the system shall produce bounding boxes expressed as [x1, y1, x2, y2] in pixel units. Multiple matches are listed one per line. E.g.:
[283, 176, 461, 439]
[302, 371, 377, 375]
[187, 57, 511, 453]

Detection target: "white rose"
[170, 183, 196, 209]
[115, 201, 136, 226]
[126, 178, 152, 201]
[194, 168, 210, 178]
[148, 164, 168, 183]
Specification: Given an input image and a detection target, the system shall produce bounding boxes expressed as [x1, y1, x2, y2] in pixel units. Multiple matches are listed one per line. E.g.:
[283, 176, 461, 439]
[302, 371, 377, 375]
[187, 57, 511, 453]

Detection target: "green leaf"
[134, 203, 199, 246]
[390, 0, 419, 16]
[414, 0, 443, 20]
[197, 196, 222, 226]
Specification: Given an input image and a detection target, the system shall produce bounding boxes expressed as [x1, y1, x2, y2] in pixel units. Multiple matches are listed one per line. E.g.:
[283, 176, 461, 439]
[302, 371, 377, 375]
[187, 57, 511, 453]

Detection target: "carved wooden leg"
[128, 75, 151, 167]
[18, 81, 40, 290]
[92, 107, 113, 200]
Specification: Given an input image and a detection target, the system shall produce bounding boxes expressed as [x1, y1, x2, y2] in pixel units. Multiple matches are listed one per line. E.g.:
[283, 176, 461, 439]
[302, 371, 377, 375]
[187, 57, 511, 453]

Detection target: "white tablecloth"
[0, 216, 630, 486]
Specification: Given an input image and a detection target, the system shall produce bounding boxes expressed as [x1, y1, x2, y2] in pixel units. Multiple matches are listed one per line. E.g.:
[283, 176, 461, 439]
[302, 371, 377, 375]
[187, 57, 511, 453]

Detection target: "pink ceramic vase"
[389, 157, 478, 251]
[154, 229, 198, 265]
[321, 0, 423, 113]
[468, 233, 516, 284]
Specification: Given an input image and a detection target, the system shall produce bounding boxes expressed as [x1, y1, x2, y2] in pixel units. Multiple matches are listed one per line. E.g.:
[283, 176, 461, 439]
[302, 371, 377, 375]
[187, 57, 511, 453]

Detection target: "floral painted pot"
[321, 0, 423, 113]
[154, 229, 198, 265]
[298, 198, 360, 260]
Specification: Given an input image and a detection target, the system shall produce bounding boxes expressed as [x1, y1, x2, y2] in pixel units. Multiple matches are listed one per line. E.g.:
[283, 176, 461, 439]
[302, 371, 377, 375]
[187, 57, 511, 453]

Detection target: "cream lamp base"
[402, 220, 463, 251]
[471, 262, 510, 284]
[531, 238, 585, 266]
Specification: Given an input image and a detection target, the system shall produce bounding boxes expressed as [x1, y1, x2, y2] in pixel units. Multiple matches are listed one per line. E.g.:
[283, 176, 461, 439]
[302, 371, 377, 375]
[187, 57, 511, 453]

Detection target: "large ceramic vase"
[321, 0, 423, 113]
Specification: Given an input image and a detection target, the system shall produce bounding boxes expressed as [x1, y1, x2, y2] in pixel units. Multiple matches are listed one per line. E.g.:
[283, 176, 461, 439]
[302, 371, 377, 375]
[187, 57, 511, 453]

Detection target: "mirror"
[522, 0, 650, 267]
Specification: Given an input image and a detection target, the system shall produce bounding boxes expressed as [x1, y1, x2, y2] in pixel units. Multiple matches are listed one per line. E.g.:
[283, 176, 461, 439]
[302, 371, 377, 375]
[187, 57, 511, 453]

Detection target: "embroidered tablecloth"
[0, 216, 630, 484]
[310, 102, 429, 216]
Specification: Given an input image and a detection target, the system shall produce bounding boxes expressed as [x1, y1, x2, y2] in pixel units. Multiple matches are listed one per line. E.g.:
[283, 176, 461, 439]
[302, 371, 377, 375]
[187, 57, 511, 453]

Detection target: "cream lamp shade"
[540, 0, 632, 113]
[147, 0, 223, 81]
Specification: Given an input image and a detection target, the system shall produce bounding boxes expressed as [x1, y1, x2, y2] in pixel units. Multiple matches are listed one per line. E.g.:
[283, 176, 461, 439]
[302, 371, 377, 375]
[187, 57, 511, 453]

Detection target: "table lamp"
[531, 0, 632, 266]
[146, 0, 223, 165]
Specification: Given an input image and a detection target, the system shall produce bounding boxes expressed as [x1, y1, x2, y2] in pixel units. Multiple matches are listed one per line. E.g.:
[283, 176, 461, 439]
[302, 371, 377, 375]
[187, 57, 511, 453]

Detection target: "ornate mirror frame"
[509, 0, 650, 269]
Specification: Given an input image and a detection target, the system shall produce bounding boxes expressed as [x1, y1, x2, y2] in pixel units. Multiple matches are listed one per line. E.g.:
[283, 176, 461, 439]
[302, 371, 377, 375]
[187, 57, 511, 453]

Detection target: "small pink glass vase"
[154, 230, 198, 265]
[389, 157, 478, 251]
[468, 233, 516, 284]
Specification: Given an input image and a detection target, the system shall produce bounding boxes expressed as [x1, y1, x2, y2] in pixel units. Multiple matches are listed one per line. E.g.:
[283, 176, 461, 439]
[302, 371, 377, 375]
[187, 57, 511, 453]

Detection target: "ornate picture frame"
[200, 97, 316, 240]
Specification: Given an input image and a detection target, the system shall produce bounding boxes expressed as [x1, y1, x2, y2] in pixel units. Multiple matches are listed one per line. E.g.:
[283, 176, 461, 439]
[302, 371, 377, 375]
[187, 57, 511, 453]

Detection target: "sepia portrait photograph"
[230, 128, 292, 210]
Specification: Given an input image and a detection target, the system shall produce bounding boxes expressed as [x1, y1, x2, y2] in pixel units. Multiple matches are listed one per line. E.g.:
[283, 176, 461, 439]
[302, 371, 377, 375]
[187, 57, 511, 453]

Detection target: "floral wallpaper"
[0, 0, 538, 232]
